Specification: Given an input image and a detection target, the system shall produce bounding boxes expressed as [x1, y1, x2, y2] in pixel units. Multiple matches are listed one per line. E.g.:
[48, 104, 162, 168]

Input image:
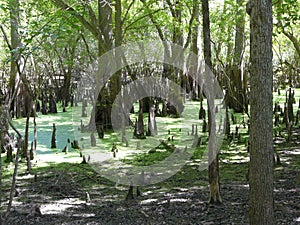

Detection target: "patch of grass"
[191, 146, 206, 160]
[122, 150, 173, 166]
[220, 162, 248, 183]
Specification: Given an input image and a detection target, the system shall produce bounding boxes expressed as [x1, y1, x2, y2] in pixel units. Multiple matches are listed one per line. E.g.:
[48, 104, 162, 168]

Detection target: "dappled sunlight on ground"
[41, 198, 86, 215]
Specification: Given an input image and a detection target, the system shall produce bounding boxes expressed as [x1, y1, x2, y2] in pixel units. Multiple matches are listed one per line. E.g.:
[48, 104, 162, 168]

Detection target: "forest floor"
[1, 129, 300, 225]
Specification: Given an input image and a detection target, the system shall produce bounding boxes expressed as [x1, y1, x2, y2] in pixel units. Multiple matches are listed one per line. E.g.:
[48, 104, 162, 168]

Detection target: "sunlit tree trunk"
[115, 0, 127, 142]
[0, 94, 9, 211]
[171, 0, 183, 82]
[19, 82, 33, 173]
[248, 0, 274, 223]
[33, 102, 37, 158]
[25, 103, 33, 172]
[190, 0, 200, 100]
[9, 0, 21, 118]
[202, 0, 222, 204]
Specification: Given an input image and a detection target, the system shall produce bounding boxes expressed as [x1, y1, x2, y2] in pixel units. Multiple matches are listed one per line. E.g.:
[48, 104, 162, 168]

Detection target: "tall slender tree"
[248, 0, 274, 223]
[202, 0, 221, 204]
[9, 0, 21, 118]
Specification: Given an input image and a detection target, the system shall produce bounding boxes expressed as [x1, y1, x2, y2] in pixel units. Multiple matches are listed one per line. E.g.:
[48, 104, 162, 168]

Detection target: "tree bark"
[25, 105, 33, 172]
[0, 95, 9, 209]
[202, 0, 222, 204]
[94, 0, 120, 136]
[134, 103, 145, 139]
[33, 102, 37, 158]
[49, 93, 57, 113]
[9, 0, 21, 118]
[51, 123, 56, 149]
[248, 0, 274, 223]
[190, 0, 200, 100]
[148, 105, 157, 136]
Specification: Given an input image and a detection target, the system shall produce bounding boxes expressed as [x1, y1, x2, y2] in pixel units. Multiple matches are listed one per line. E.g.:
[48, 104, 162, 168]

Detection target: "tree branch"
[86, 4, 98, 31]
[51, 0, 99, 38]
[123, 8, 165, 37]
[122, 0, 136, 26]
[183, 0, 198, 49]
[140, 0, 165, 42]
[165, 0, 176, 18]
[277, 21, 300, 58]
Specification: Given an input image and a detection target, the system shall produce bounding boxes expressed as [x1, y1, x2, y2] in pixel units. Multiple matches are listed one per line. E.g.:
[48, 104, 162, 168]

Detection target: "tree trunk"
[227, 0, 247, 113]
[171, 0, 184, 82]
[4, 137, 21, 222]
[3, 117, 23, 222]
[62, 70, 71, 112]
[62, 39, 78, 112]
[148, 105, 157, 136]
[25, 106, 32, 172]
[94, 0, 120, 137]
[190, 0, 200, 100]
[202, 0, 222, 204]
[225, 105, 231, 137]
[21, 86, 32, 169]
[33, 102, 37, 158]
[248, 0, 274, 223]
[90, 133, 96, 147]
[51, 123, 56, 149]
[0, 98, 9, 208]
[134, 103, 145, 139]
[41, 93, 48, 114]
[9, 0, 21, 118]
[49, 93, 57, 113]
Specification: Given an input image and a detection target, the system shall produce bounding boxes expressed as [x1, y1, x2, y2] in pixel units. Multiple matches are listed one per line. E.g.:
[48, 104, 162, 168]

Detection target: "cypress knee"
[51, 123, 56, 149]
